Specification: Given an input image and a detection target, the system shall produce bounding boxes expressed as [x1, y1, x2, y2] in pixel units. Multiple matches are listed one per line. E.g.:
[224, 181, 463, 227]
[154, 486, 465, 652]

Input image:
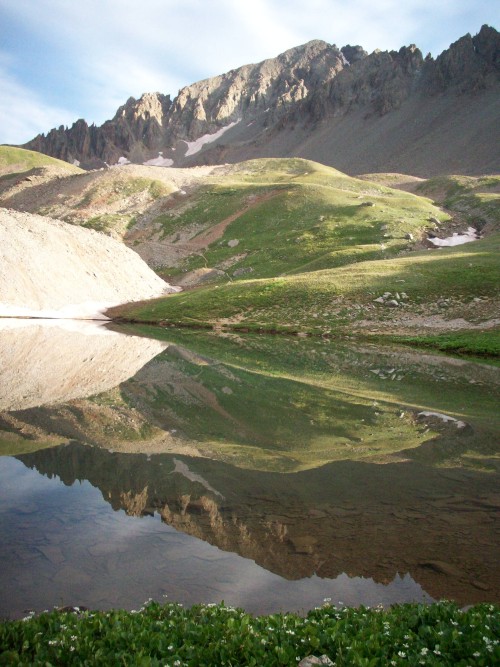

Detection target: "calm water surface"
[0, 319, 498, 619]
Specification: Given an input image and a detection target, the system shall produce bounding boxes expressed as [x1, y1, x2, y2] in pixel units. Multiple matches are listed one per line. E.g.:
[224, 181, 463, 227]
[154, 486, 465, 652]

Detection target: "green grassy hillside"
[0, 145, 83, 176]
[110, 160, 499, 355]
[2, 153, 496, 353]
[110, 232, 500, 354]
[147, 158, 447, 282]
[416, 174, 500, 232]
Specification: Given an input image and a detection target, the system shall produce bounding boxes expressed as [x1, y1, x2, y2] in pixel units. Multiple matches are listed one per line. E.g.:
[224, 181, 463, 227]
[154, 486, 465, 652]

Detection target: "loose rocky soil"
[0, 208, 178, 319]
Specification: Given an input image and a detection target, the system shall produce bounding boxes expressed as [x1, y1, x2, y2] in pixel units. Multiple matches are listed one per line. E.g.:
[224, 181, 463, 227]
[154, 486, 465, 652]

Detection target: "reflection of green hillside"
[8, 326, 497, 472]
[123, 345, 426, 471]
[116, 328, 500, 471]
[0, 434, 62, 456]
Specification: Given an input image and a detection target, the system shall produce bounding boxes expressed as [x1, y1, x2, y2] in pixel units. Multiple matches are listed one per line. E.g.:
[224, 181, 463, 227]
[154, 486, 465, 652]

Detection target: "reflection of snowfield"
[418, 411, 466, 429]
[428, 227, 479, 247]
[183, 119, 240, 156]
[172, 458, 224, 498]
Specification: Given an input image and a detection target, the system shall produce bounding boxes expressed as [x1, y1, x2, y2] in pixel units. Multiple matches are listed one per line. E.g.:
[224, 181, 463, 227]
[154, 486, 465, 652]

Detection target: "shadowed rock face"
[21, 26, 500, 175]
[0, 208, 179, 318]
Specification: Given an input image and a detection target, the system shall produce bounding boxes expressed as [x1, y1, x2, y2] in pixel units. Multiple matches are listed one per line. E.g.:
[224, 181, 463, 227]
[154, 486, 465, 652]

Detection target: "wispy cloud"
[0, 65, 76, 144]
[0, 0, 498, 144]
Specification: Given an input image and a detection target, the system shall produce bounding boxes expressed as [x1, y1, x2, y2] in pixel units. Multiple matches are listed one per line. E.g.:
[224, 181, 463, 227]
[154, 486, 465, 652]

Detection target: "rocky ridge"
[21, 26, 500, 175]
[24, 40, 346, 168]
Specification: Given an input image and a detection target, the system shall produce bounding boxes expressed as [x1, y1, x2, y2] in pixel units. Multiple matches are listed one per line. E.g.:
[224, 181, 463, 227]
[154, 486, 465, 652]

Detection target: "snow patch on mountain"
[144, 152, 174, 167]
[183, 119, 240, 156]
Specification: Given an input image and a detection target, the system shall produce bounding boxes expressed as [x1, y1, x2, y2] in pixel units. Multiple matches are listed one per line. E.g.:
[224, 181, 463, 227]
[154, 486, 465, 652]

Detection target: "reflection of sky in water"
[0, 457, 432, 619]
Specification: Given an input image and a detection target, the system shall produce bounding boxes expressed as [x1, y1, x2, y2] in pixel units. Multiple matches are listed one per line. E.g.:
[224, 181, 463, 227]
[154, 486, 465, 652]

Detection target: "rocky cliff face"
[22, 25, 500, 175]
[24, 40, 346, 167]
[26, 93, 172, 168]
[164, 39, 345, 138]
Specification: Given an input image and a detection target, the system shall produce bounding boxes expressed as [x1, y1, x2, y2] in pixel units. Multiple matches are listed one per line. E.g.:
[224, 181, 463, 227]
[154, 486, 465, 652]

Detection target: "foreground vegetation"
[1, 601, 498, 666]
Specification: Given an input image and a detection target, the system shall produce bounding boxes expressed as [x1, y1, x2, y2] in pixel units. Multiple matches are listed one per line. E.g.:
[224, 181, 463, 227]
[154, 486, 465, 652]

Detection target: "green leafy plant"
[1, 601, 498, 666]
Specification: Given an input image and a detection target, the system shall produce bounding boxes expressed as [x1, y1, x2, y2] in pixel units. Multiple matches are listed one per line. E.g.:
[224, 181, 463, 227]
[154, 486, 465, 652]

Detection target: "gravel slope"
[0, 208, 180, 318]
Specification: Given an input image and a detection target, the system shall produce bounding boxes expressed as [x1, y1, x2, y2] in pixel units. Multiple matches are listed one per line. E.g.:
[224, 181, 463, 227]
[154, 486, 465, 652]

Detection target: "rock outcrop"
[21, 25, 500, 175]
[25, 93, 172, 168]
[0, 208, 179, 318]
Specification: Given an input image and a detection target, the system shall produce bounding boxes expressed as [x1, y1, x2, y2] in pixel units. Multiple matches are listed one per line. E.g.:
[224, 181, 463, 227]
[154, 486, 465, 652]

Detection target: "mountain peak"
[21, 26, 500, 176]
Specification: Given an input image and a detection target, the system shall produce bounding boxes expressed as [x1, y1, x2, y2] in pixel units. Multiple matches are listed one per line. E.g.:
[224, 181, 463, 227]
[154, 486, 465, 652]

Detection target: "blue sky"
[1, 0, 498, 145]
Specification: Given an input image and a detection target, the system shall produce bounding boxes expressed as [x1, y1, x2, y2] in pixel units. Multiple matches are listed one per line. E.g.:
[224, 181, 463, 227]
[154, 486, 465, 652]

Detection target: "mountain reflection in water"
[0, 321, 499, 618]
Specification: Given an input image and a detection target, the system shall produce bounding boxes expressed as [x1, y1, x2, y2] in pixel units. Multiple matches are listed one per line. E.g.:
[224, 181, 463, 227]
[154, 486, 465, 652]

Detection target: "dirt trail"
[184, 190, 280, 251]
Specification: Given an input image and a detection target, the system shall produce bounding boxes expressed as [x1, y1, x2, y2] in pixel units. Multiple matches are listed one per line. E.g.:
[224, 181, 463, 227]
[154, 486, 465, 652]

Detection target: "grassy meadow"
[105, 158, 499, 357]
[0, 146, 83, 176]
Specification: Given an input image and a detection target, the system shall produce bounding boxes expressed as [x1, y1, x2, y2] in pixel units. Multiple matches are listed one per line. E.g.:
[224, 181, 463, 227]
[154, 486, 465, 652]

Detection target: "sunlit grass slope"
[109, 159, 499, 348]
[110, 232, 500, 344]
[0, 146, 83, 176]
[151, 158, 447, 279]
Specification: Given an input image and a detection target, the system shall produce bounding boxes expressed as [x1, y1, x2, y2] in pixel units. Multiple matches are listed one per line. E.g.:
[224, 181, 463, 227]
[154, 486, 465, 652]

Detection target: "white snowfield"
[182, 119, 240, 156]
[143, 152, 174, 167]
[0, 208, 180, 320]
[418, 411, 466, 429]
[428, 227, 479, 247]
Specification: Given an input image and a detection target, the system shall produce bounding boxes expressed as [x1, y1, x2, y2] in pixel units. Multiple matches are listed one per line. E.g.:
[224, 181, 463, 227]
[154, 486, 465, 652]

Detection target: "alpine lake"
[0, 319, 498, 620]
